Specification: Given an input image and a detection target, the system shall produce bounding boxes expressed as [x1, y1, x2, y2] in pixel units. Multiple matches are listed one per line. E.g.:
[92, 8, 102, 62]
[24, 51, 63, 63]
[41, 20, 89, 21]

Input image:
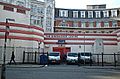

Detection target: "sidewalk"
[0, 64, 46, 68]
[80, 66, 120, 70]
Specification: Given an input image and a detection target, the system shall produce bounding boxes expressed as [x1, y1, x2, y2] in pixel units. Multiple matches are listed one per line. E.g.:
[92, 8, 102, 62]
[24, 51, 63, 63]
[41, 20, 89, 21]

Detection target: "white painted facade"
[0, 0, 44, 63]
[44, 32, 119, 62]
[44, 0, 55, 33]
[0, 0, 120, 64]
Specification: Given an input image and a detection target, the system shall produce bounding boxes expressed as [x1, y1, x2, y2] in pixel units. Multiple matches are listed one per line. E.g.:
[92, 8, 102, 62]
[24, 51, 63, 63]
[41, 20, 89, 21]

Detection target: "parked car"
[48, 52, 61, 64]
[66, 52, 78, 64]
[78, 52, 92, 64]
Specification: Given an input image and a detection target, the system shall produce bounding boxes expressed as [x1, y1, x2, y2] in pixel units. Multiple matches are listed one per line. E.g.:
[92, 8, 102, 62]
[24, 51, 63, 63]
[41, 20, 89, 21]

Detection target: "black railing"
[22, 51, 48, 64]
[78, 53, 120, 67]
[23, 51, 120, 67]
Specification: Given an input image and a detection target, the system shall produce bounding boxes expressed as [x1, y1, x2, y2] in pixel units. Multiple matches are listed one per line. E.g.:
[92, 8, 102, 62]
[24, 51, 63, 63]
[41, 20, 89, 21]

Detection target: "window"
[104, 22, 109, 27]
[81, 11, 85, 18]
[89, 22, 93, 27]
[46, 28, 52, 32]
[96, 22, 101, 27]
[16, 0, 26, 7]
[95, 11, 101, 18]
[31, 5, 37, 13]
[88, 11, 93, 18]
[111, 10, 117, 17]
[73, 11, 78, 18]
[103, 11, 109, 17]
[8, 0, 14, 4]
[17, 9, 26, 14]
[30, 15, 43, 27]
[4, 6, 14, 11]
[112, 21, 117, 27]
[59, 10, 68, 17]
[46, 17, 52, 27]
[38, 7, 44, 14]
[81, 22, 85, 27]
[47, 6, 52, 15]
[73, 21, 78, 27]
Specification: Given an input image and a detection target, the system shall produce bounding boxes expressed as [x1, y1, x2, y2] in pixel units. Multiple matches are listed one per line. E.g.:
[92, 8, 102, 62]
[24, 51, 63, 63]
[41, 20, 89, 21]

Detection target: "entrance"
[53, 47, 71, 62]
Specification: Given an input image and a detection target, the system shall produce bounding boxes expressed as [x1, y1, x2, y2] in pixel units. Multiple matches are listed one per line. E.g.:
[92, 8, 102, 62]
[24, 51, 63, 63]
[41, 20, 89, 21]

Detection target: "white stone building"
[0, 0, 44, 63]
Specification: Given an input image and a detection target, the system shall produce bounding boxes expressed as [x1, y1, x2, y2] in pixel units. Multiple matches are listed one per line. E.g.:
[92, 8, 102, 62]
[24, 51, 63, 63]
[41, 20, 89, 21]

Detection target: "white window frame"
[88, 11, 93, 18]
[59, 10, 68, 17]
[111, 10, 117, 17]
[73, 11, 78, 18]
[81, 11, 85, 18]
[103, 11, 109, 17]
[95, 11, 101, 18]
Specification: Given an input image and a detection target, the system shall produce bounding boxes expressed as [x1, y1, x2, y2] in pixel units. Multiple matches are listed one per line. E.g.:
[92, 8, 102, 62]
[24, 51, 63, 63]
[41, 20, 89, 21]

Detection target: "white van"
[66, 52, 78, 64]
[48, 52, 61, 64]
[79, 52, 92, 64]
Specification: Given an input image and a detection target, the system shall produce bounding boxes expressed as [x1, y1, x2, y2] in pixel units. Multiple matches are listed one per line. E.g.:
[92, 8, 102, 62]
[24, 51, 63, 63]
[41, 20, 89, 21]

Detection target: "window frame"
[80, 11, 85, 18]
[88, 11, 93, 18]
[73, 11, 78, 18]
[59, 10, 68, 17]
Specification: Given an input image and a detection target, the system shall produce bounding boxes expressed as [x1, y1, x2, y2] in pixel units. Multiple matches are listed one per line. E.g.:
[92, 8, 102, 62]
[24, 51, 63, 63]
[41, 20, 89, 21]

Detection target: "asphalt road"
[1, 65, 120, 79]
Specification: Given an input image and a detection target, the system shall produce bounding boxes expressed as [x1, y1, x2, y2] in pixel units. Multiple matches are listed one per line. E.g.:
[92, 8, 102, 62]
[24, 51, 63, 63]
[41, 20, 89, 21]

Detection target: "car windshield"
[80, 53, 91, 56]
[68, 53, 78, 57]
[49, 53, 59, 56]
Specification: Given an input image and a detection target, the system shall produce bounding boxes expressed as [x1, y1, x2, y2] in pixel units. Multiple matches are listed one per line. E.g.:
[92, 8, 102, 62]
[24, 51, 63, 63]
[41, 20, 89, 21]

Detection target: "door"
[53, 47, 71, 62]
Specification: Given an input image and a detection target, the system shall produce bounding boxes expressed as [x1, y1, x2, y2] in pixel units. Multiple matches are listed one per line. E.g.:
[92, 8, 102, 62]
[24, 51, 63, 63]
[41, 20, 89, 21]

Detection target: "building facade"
[0, 0, 44, 63]
[44, 5, 120, 62]
[0, 0, 120, 63]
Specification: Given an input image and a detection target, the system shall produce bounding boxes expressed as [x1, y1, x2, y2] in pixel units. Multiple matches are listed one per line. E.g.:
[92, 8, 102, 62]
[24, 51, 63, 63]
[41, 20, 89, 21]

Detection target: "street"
[0, 65, 119, 79]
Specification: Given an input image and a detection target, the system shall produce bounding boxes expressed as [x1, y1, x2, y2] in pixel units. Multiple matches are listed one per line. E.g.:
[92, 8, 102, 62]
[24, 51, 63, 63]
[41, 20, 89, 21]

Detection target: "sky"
[55, 0, 120, 9]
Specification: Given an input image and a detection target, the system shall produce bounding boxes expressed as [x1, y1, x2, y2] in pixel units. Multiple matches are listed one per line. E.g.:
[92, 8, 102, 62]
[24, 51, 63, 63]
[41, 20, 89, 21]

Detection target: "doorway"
[53, 47, 71, 62]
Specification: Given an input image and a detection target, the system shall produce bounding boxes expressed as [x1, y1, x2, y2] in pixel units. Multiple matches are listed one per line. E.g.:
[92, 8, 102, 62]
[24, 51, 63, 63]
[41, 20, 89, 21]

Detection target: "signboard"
[58, 40, 65, 44]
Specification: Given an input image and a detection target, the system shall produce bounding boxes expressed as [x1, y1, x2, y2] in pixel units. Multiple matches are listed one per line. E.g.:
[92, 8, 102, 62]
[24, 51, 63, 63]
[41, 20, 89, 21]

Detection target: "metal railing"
[22, 51, 48, 64]
[78, 53, 120, 67]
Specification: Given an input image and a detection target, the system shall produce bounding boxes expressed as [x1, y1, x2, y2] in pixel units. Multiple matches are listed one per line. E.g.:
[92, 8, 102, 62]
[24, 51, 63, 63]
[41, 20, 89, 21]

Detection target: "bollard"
[22, 51, 25, 64]
[102, 53, 104, 67]
[114, 53, 116, 67]
[78, 53, 81, 66]
[35, 51, 37, 64]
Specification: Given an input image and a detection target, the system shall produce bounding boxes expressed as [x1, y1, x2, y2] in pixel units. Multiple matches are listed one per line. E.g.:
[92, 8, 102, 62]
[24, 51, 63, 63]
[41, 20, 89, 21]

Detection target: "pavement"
[81, 66, 120, 70]
[5, 64, 120, 79]
[0, 64, 46, 68]
[0, 64, 120, 69]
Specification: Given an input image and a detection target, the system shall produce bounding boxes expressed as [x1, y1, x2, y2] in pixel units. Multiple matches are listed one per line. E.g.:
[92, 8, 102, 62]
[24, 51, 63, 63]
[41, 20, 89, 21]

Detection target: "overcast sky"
[55, 0, 120, 9]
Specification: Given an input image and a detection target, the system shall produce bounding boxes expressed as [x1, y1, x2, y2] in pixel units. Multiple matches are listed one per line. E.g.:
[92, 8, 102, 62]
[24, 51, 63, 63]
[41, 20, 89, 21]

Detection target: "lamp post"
[38, 42, 41, 53]
[1, 18, 15, 79]
[83, 31, 85, 65]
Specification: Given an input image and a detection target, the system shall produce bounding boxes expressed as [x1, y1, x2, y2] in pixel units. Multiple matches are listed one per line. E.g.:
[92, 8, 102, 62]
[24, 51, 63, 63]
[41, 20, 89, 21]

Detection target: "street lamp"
[83, 31, 85, 65]
[1, 18, 15, 79]
[38, 42, 41, 53]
